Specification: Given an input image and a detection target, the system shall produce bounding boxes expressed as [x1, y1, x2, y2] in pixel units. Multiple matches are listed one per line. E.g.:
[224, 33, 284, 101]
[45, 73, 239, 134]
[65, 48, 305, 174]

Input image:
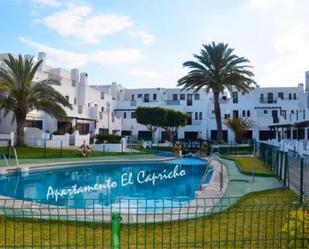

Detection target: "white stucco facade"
[0, 52, 308, 144]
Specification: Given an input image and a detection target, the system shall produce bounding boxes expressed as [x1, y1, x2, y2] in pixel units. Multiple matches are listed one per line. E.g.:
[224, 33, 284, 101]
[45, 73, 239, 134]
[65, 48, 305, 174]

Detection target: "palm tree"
[0, 54, 72, 146]
[178, 42, 256, 143]
[224, 117, 254, 144]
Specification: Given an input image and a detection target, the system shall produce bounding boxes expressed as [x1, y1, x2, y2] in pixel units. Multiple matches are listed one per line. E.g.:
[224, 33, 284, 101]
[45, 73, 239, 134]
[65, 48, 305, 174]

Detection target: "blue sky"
[1, 0, 309, 88]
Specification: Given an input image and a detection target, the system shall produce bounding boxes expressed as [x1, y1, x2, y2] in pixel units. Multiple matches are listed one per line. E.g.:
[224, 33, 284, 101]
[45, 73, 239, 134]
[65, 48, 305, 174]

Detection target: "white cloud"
[129, 31, 155, 45]
[246, 0, 295, 9]
[31, 0, 62, 8]
[128, 69, 161, 81]
[244, 0, 309, 86]
[40, 3, 133, 44]
[261, 26, 309, 85]
[19, 36, 143, 68]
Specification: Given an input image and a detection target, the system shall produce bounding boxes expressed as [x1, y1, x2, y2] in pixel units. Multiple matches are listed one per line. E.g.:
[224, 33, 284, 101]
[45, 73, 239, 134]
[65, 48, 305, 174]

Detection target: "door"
[272, 110, 278, 123]
[184, 132, 198, 140]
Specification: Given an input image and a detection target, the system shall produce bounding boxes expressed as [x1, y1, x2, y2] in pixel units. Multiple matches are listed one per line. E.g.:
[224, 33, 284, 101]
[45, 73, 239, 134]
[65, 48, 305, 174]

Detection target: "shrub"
[95, 134, 122, 144]
[53, 130, 65, 135]
[282, 208, 309, 248]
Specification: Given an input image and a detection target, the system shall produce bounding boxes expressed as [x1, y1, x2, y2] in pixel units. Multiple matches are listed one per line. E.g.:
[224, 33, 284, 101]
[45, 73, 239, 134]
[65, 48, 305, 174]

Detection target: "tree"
[224, 117, 254, 143]
[0, 54, 72, 146]
[178, 42, 256, 143]
[135, 107, 165, 142]
[162, 109, 188, 142]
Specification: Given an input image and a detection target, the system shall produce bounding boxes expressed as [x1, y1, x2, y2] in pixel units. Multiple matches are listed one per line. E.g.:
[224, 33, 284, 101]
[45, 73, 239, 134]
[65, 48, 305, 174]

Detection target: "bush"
[53, 130, 65, 135]
[282, 208, 309, 248]
[95, 134, 122, 144]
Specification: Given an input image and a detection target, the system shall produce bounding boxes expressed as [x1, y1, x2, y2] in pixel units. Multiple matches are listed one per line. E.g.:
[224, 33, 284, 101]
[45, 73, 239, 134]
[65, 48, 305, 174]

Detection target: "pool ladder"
[1, 147, 19, 168]
[199, 154, 224, 192]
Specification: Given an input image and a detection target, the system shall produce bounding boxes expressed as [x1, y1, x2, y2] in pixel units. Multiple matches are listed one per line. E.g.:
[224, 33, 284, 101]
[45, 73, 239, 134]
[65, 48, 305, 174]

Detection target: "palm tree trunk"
[213, 92, 223, 143]
[16, 117, 26, 146]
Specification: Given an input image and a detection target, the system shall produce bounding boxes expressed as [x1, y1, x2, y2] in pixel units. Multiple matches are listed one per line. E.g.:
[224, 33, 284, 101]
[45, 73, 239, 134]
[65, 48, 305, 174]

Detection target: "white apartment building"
[0, 52, 308, 144]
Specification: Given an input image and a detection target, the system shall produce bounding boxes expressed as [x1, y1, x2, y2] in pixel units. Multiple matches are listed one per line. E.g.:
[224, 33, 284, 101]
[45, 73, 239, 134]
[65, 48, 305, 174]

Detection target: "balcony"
[210, 98, 229, 104]
[165, 100, 180, 105]
[130, 100, 137, 106]
[259, 98, 278, 104]
[192, 119, 202, 125]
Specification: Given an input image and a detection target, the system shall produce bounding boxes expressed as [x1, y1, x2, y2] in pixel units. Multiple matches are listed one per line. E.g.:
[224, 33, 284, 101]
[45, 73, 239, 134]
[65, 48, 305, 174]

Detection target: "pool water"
[0, 159, 212, 210]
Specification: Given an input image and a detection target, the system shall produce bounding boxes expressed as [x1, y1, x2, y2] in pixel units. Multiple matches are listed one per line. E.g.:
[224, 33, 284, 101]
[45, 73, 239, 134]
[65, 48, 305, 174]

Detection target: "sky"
[0, 0, 309, 88]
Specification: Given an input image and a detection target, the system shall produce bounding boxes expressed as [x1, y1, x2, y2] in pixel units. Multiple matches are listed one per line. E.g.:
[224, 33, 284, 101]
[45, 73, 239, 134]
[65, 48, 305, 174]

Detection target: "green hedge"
[95, 134, 122, 144]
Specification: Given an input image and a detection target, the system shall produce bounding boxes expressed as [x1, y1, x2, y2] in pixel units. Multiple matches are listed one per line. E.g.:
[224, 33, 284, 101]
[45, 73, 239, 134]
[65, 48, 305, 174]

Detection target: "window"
[267, 92, 273, 103]
[187, 94, 192, 106]
[101, 107, 104, 112]
[173, 94, 178, 101]
[72, 80, 76, 87]
[280, 110, 286, 119]
[247, 110, 250, 117]
[264, 110, 268, 114]
[232, 92, 238, 103]
[199, 112, 202, 120]
[242, 110, 246, 117]
[131, 112, 136, 119]
[74, 98, 77, 104]
[94, 104, 98, 107]
[278, 92, 284, 100]
[233, 110, 239, 118]
[293, 93, 297, 99]
[88, 103, 90, 107]
[65, 95, 69, 102]
[260, 93, 264, 103]
[123, 112, 127, 119]
[195, 112, 198, 120]
[222, 96, 227, 101]
[289, 93, 292, 100]
[131, 94, 135, 101]
[100, 92, 104, 99]
[137, 94, 142, 98]
[194, 93, 200, 100]
[180, 94, 185, 100]
[144, 94, 149, 102]
[153, 93, 157, 101]
[224, 114, 230, 119]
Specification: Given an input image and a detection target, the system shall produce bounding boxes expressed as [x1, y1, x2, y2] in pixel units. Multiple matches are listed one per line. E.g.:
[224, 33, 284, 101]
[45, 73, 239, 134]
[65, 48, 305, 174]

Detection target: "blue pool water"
[0, 159, 212, 210]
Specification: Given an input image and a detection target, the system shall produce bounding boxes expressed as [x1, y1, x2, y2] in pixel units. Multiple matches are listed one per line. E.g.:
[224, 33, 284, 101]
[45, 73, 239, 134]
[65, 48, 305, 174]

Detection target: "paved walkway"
[222, 158, 283, 198]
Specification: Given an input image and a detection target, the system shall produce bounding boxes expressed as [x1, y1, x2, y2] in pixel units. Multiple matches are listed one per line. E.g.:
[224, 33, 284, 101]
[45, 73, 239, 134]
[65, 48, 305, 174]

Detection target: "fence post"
[111, 211, 121, 249]
[279, 151, 283, 179]
[60, 141, 63, 157]
[300, 158, 304, 203]
[44, 139, 47, 158]
[284, 152, 288, 186]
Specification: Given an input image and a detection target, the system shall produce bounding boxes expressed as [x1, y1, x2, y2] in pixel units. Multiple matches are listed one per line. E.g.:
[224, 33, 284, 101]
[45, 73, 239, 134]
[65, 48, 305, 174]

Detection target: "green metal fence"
[257, 142, 309, 200]
[0, 196, 308, 248]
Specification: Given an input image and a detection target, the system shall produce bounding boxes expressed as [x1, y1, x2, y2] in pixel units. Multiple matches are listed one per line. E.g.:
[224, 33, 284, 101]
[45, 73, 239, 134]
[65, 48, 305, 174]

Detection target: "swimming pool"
[0, 158, 213, 210]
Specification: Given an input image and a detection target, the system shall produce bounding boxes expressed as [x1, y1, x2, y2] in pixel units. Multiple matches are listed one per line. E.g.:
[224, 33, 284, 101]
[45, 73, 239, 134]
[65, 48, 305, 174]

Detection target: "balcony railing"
[209, 98, 229, 104]
[165, 100, 180, 105]
[192, 119, 202, 125]
[259, 98, 277, 104]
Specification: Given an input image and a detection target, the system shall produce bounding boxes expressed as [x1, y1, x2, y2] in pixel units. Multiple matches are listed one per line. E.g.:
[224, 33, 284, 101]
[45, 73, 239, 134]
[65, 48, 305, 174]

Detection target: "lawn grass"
[0, 146, 147, 159]
[225, 156, 273, 175]
[0, 188, 301, 248]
